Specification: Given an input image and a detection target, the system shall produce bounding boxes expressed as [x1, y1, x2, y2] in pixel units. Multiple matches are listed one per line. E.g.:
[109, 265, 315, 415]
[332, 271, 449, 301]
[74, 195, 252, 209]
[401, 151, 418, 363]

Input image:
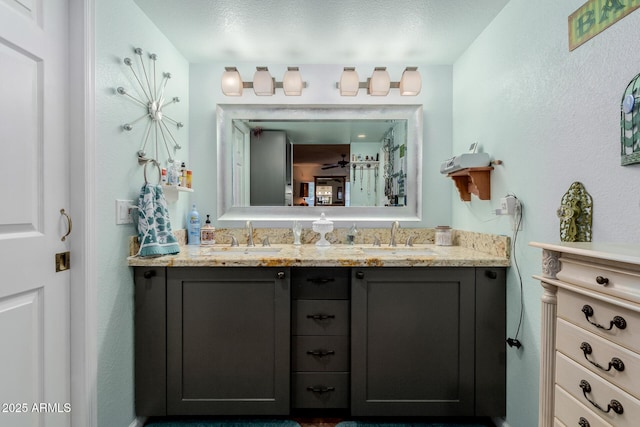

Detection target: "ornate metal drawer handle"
[306, 349, 335, 358]
[581, 305, 627, 330]
[578, 417, 590, 427]
[307, 313, 335, 321]
[580, 342, 625, 372]
[306, 385, 335, 394]
[579, 380, 624, 414]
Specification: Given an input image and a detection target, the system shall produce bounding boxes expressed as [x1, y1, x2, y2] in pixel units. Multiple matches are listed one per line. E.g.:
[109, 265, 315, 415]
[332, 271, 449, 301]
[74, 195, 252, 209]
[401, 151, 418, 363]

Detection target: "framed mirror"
[217, 104, 422, 222]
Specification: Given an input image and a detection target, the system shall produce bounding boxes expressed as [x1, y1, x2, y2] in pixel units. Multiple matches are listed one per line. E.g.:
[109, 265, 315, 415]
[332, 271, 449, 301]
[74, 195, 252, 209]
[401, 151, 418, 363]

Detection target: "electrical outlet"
[500, 196, 517, 215]
[115, 199, 134, 225]
[511, 200, 523, 231]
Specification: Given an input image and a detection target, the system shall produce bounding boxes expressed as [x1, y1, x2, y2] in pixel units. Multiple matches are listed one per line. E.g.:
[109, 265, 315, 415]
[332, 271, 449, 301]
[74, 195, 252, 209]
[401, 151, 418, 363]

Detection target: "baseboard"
[491, 417, 511, 427]
[129, 416, 148, 427]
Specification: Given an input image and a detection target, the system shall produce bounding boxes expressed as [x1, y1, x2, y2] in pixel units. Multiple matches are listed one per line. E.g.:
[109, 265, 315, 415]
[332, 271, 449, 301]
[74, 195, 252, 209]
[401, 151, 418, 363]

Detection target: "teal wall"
[452, 1, 640, 426]
[95, 0, 189, 425]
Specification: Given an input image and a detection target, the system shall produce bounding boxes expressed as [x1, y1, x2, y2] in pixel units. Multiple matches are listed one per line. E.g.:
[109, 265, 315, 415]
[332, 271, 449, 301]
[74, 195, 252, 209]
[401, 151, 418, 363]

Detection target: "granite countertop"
[127, 243, 510, 268]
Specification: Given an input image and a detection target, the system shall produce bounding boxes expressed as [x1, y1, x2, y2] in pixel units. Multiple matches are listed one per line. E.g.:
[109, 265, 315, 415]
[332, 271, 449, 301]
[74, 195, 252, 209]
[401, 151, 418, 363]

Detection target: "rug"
[335, 421, 490, 427]
[144, 418, 301, 427]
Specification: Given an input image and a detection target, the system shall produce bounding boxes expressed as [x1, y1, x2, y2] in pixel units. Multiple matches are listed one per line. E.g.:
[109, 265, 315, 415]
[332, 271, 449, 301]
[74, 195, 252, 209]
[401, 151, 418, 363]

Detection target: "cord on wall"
[505, 194, 524, 350]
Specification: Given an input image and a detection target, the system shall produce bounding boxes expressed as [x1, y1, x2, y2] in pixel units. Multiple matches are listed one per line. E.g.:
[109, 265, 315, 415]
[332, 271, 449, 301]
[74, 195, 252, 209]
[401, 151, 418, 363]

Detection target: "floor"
[295, 418, 342, 427]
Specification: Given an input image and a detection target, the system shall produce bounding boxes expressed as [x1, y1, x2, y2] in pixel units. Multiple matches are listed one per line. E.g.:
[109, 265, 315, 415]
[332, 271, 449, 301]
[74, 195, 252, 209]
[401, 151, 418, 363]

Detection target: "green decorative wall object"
[621, 71, 640, 165]
[557, 182, 592, 242]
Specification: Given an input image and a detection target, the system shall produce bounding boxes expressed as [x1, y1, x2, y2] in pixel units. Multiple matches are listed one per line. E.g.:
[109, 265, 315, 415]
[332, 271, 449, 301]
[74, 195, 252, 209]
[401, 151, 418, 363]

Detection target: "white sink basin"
[201, 247, 283, 256]
[360, 247, 437, 257]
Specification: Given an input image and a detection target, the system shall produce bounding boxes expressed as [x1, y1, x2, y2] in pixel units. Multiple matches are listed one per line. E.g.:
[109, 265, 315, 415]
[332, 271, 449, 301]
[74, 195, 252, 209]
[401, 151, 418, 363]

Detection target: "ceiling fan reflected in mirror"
[322, 154, 350, 170]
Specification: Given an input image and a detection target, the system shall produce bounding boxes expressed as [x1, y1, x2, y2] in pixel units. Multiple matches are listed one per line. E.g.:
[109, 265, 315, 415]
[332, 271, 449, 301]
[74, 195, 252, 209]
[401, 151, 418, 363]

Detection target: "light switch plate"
[116, 199, 134, 225]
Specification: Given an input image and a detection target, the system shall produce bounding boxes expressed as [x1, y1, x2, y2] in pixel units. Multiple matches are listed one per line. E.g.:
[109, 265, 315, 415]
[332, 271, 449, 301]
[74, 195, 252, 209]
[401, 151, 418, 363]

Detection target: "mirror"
[217, 104, 422, 222]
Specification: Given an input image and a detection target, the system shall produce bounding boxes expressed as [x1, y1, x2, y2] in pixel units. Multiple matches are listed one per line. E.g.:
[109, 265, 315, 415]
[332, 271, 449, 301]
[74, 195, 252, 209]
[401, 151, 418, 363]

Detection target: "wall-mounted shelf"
[447, 167, 493, 201]
[163, 185, 193, 203]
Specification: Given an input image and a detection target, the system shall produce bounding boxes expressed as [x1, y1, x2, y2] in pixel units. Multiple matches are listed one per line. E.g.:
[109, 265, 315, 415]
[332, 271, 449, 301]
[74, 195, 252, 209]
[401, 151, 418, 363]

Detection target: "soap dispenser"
[200, 214, 215, 245]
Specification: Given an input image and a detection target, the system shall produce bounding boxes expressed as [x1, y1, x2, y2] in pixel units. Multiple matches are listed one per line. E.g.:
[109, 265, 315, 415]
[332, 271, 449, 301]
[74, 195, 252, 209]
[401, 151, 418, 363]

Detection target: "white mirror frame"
[216, 104, 423, 223]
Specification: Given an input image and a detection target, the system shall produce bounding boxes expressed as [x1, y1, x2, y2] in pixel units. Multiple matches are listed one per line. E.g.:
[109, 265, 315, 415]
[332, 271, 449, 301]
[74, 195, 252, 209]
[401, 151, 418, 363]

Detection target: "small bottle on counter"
[187, 204, 201, 245]
[200, 214, 215, 245]
[435, 226, 452, 246]
[346, 222, 358, 245]
[186, 170, 192, 189]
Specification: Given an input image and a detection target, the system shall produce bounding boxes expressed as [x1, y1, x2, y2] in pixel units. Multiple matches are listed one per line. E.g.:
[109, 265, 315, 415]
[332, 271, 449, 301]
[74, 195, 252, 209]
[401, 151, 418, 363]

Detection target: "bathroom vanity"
[130, 242, 508, 418]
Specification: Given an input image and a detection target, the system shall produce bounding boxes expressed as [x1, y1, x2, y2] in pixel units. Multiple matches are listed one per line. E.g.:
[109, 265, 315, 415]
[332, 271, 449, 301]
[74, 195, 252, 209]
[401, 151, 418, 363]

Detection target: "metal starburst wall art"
[117, 47, 183, 168]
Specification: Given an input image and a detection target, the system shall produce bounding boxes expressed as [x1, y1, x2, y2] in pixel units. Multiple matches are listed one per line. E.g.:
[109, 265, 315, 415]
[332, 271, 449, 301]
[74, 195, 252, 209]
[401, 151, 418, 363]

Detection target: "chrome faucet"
[246, 220, 255, 247]
[389, 220, 400, 247]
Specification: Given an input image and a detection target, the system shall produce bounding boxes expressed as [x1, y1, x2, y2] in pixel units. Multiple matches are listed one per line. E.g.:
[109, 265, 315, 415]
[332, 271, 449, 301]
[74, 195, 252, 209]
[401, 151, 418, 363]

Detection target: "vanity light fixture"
[221, 66, 307, 96]
[336, 66, 422, 96]
[399, 67, 422, 96]
[221, 67, 244, 96]
[253, 67, 275, 96]
[368, 67, 391, 96]
[339, 67, 360, 96]
[282, 66, 304, 96]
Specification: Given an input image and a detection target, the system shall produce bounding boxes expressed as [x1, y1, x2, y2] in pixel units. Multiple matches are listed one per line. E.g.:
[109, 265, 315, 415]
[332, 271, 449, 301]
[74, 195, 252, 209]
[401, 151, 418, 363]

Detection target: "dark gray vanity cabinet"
[134, 265, 505, 418]
[350, 267, 506, 417]
[135, 267, 291, 416]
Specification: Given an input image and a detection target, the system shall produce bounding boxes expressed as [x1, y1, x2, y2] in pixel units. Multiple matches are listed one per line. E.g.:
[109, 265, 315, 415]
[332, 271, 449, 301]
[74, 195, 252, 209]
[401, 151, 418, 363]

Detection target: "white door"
[0, 0, 71, 426]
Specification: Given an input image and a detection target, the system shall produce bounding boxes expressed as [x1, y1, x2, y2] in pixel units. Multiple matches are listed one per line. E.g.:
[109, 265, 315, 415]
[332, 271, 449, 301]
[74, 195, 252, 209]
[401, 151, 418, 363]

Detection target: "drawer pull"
[580, 342, 626, 372]
[143, 270, 156, 279]
[581, 305, 627, 331]
[307, 313, 335, 321]
[578, 417, 590, 427]
[306, 349, 335, 358]
[595, 276, 609, 286]
[306, 385, 335, 394]
[579, 380, 624, 415]
[307, 277, 335, 284]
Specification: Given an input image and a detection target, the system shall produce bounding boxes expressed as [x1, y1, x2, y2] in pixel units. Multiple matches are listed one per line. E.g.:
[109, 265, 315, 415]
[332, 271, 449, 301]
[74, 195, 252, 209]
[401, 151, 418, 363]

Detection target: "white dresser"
[531, 242, 640, 427]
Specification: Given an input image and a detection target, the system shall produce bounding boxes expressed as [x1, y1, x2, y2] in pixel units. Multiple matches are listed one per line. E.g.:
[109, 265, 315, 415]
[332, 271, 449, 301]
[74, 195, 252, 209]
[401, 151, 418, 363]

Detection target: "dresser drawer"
[291, 268, 350, 300]
[292, 300, 349, 335]
[292, 336, 349, 372]
[292, 372, 349, 409]
[555, 384, 614, 427]
[556, 352, 640, 427]
[557, 288, 640, 354]
[557, 256, 640, 304]
[557, 318, 640, 399]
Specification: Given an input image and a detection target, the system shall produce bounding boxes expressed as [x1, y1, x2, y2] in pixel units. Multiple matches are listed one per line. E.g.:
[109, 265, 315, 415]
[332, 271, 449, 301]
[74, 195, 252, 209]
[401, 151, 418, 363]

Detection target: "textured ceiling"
[133, 0, 510, 64]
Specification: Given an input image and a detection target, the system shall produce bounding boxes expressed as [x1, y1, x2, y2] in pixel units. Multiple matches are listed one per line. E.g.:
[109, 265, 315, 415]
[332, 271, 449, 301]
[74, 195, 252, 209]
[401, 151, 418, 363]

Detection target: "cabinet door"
[166, 267, 290, 415]
[134, 267, 167, 416]
[351, 267, 475, 416]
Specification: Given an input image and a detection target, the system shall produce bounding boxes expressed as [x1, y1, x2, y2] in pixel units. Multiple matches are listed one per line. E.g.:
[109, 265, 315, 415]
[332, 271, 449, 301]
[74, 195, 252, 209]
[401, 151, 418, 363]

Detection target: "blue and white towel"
[136, 183, 180, 257]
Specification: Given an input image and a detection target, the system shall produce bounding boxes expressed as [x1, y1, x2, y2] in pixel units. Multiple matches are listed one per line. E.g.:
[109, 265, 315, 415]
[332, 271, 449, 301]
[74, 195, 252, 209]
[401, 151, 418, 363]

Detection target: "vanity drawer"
[557, 288, 640, 354]
[557, 318, 640, 398]
[556, 352, 640, 427]
[555, 384, 613, 427]
[292, 300, 349, 336]
[291, 372, 349, 409]
[558, 256, 640, 304]
[292, 336, 349, 372]
[291, 268, 350, 300]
